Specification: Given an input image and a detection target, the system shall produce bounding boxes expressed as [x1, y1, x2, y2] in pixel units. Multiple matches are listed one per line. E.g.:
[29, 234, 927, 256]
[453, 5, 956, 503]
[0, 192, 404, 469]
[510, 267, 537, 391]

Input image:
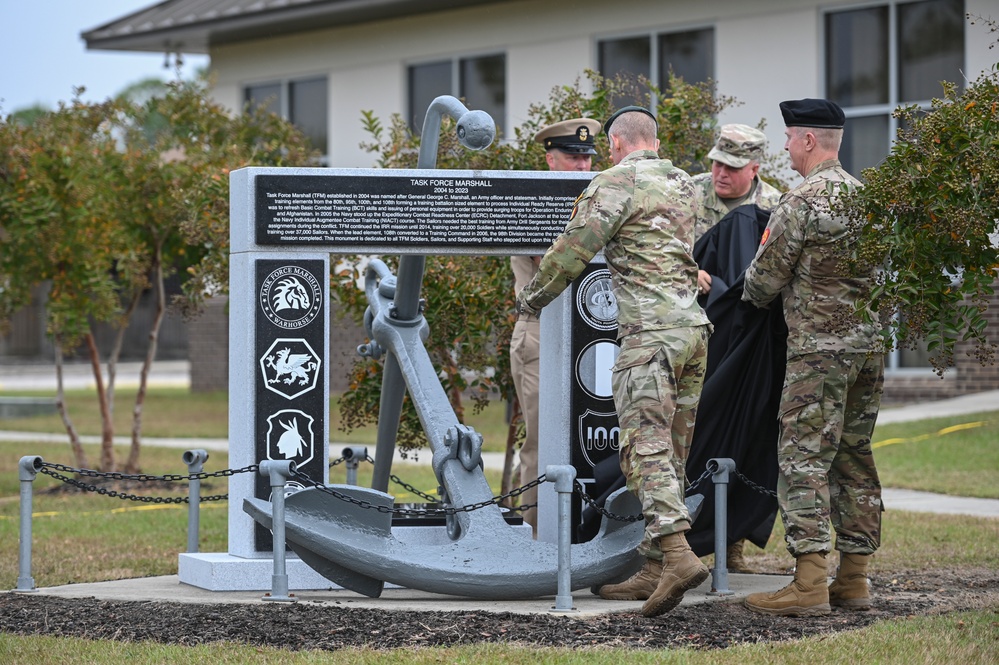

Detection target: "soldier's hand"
[516, 295, 540, 318]
[697, 270, 712, 296]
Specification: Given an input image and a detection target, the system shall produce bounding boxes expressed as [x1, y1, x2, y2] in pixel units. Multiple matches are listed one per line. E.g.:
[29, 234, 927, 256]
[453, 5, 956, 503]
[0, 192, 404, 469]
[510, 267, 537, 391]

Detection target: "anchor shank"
[370, 307, 495, 512]
[370, 353, 406, 493]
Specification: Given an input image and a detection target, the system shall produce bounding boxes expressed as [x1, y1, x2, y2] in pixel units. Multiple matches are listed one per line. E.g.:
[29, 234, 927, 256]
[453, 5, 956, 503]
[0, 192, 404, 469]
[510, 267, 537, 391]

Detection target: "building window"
[408, 54, 506, 135]
[825, 0, 964, 371]
[598, 27, 714, 104]
[825, 0, 964, 177]
[599, 36, 650, 82]
[245, 76, 329, 159]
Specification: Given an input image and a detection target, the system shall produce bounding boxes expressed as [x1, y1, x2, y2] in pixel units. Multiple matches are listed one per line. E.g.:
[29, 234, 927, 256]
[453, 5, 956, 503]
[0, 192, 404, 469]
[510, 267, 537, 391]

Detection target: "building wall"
[198, 0, 999, 401]
[881, 281, 999, 404]
[0, 283, 189, 362]
[187, 297, 229, 393]
[208, 0, 997, 172]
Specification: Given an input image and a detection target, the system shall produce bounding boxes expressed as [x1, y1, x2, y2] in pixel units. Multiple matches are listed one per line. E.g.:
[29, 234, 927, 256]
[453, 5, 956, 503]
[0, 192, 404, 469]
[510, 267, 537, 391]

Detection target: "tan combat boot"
[726, 539, 757, 574]
[829, 552, 871, 611]
[598, 558, 663, 600]
[744, 552, 831, 616]
[640, 533, 710, 617]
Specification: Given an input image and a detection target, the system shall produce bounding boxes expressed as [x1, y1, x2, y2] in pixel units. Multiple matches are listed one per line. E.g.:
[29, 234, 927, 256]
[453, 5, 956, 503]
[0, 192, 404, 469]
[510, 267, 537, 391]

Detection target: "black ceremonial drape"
[684, 204, 785, 557]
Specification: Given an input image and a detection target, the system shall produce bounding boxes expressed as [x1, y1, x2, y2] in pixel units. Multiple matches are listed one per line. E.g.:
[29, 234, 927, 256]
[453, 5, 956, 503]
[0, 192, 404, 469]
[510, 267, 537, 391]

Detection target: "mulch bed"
[2, 569, 997, 651]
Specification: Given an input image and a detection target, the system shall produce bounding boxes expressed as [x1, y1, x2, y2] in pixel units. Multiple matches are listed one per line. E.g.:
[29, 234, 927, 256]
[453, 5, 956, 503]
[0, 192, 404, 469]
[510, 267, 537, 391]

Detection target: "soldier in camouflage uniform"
[517, 106, 712, 618]
[741, 99, 884, 617]
[693, 124, 783, 297]
[511, 117, 602, 537]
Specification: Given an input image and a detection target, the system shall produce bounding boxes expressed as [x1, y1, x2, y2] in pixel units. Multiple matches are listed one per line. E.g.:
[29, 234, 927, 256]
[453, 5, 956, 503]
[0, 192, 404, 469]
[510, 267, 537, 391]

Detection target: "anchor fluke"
[244, 484, 395, 598]
[244, 486, 644, 599]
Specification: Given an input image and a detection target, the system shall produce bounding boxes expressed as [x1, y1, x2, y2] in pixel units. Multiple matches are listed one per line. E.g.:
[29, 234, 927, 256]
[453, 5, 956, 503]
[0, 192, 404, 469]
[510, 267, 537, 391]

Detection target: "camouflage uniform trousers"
[777, 351, 885, 557]
[611, 325, 710, 561]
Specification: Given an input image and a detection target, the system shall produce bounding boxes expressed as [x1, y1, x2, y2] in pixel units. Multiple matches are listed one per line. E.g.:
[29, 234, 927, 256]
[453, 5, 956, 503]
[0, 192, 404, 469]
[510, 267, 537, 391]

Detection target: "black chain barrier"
[321, 454, 748, 525]
[734, 468, 779, 499]
[568, 464, 759, 525]
[292, 465, 547, 518]
[567, 467, 714, 524]
[330, 453, 539, 509]
[686, 466, 714, 497]
[573, 479, 643, 523]
[366, 454, 442, 503]
[328, 454, 440, 502]
[34, 453, 773, 519]
[37, 461, 257, 504]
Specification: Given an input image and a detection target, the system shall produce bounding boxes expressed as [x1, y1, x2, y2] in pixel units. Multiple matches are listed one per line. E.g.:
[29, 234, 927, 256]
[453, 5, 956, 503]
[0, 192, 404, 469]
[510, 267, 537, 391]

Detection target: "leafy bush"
[839, 59, 999, 373]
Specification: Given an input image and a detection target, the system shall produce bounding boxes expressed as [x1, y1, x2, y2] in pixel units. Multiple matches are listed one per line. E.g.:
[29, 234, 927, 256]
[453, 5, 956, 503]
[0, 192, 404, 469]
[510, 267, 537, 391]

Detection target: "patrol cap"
[603, 105, 657, 135]
[779, 98, 845, 129]
[533, 118, 602, 155]
[707, 124, 767, 168]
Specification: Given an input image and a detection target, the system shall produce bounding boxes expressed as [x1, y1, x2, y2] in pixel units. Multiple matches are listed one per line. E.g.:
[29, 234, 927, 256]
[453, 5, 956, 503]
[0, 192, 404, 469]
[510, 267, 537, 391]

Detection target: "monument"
[179, 98, 638, 595]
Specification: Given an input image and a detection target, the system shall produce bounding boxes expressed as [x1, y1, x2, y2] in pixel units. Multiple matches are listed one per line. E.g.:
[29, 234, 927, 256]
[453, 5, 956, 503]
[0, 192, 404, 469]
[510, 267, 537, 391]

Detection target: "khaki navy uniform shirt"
[511, 255, 538, 297]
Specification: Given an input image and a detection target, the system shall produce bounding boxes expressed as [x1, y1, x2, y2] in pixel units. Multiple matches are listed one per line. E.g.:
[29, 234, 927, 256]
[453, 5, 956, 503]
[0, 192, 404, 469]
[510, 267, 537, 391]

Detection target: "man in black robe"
[684, 204, 786, 560]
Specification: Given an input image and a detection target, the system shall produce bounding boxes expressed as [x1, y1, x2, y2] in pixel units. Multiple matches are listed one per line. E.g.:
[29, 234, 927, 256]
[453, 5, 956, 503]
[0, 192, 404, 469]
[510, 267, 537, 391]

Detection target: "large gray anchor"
[245, 96, 646, 599]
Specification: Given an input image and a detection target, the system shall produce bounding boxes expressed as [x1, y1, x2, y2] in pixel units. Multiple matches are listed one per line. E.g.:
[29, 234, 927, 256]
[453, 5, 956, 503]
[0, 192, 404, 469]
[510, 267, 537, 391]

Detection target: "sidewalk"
[876, 388, 999, 424]
[0, 360, 190, 392]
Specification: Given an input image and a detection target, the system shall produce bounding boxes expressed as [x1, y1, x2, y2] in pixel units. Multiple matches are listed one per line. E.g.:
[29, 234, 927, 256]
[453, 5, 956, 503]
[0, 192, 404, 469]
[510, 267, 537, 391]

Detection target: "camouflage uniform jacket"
[692, 172, 783, 242]
[742, 158, 880, 356]
[519, 150, 709, 338]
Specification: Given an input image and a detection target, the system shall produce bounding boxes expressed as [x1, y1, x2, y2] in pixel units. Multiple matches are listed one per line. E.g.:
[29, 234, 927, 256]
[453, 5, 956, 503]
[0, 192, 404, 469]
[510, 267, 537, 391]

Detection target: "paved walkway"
[0, 360, 191, 392]
[23, 571, 791, 615]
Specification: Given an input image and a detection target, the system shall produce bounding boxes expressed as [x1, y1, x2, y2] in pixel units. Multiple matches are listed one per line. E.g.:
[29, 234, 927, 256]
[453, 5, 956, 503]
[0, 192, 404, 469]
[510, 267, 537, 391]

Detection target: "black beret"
[779, 98, 845, 129]
[603, 105, 657, 135]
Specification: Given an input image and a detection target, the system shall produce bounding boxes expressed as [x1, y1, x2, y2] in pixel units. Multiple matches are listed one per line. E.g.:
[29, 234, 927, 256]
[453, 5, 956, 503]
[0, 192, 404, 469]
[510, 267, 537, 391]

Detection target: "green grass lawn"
[0, 388, 513, 452]
[871, 411, 999, 498]
[1, 388, 997, 663]
[2, 386, 996, 498]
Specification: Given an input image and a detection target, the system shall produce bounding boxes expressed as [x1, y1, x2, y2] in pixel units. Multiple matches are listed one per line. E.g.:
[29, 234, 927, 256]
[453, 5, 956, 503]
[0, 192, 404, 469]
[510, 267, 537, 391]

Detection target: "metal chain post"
[259, 460, 297, 603]
[183, 449, 209, 553]
[706, 457, 737, 596]
[341, 446, 367, 486]
[545, 465, 578, 613]
[16, 456, 43, 592]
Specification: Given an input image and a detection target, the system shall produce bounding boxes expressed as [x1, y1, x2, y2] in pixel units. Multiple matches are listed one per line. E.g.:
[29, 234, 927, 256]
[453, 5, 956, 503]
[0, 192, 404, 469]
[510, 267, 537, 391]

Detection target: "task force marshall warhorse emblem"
[259, 265, 323, 330]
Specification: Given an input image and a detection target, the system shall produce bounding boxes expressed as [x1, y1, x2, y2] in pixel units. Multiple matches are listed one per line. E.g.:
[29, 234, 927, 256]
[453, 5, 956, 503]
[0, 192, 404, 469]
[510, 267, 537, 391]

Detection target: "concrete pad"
[23, 572, 793, 617]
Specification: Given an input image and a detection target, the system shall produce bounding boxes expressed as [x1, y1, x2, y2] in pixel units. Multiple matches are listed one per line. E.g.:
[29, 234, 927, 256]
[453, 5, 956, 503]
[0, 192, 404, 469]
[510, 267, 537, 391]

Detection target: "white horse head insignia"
[272, 277, 310, 311]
